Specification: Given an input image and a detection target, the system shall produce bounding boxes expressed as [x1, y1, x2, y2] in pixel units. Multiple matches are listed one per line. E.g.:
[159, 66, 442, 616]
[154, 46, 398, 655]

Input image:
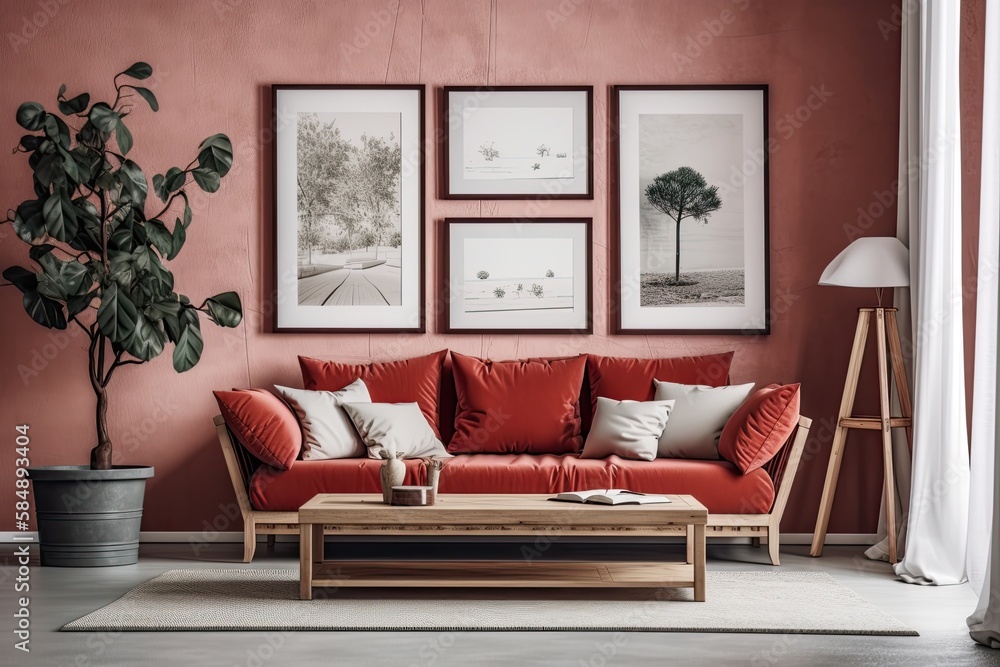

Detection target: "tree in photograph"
[477, 270, 489, 280]
[478, 141, 499, 161]
[493, 287, 505, 298]
[644, 166, 722, 282]
[357, 228, 376, 253]
[536, 144, 551, 158]
[350, 132, 401, 260]
[530, 283, 544, 298]
[389, 229, 402, 248]
[297, 113, 350, 266]
[545, 269, 554, 277]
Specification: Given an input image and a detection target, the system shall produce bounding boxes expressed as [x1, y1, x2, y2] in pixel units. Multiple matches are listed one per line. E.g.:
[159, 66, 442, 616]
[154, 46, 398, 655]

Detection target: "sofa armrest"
[763, 415, 812, 518]
[214, 414, 263, 515]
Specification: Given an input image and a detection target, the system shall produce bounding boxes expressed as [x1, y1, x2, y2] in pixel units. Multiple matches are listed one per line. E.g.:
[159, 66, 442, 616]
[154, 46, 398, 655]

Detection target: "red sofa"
[214, 351, 811, 565]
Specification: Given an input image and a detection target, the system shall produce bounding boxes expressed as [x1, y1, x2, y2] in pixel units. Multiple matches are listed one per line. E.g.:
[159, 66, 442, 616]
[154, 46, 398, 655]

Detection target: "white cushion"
[341, 402, 451, 459]
[274, 379, 371, 460]
[580, 397, 675, 461]
[653, 380, 755, 459]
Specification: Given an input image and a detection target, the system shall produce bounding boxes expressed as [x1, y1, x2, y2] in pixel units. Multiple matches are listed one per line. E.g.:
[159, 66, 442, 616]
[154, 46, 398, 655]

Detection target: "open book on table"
[550, 489, 672, 505]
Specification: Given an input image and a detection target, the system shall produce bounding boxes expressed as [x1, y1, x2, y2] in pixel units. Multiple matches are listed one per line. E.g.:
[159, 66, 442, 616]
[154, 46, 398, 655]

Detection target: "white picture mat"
[448, 221, 589, 331]
[617, 88, 767, 332]
[447, 89, 589, 196]
[274, 88, 422, 330]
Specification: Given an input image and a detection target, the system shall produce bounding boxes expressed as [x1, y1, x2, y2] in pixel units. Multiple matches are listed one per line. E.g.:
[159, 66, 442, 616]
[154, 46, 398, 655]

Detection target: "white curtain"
[968, 0, 1000, 648]
[891, 0, 970, 586]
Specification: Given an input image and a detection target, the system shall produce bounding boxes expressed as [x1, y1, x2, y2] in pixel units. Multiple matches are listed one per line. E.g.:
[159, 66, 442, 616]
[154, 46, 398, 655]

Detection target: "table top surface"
[298, 493, 707, 525]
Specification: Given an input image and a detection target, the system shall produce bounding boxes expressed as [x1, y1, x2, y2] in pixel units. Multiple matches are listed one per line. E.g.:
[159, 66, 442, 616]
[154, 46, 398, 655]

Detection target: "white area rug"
[63, 568, 916, 635]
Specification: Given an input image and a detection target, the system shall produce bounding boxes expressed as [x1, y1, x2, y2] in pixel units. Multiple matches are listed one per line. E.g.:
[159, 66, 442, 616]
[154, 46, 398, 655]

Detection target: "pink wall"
[0, 0, 978, 535]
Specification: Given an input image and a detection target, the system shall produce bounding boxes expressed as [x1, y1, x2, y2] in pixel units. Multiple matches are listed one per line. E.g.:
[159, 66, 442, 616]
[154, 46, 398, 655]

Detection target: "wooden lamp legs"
[810, 307, 913, 564]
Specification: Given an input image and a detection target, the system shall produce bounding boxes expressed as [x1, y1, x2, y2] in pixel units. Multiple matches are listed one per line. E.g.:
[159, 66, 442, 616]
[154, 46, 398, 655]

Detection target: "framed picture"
[271, 84, 424, 332]
[440, 86, 593, 199]
[440, 218, 592, 334]
[610, 85, 770, 335]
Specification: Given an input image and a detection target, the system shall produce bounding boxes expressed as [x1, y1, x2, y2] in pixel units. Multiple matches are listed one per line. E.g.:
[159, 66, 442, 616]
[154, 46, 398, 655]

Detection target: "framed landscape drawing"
[441, 86, 593, 199]
[440, 218, 592, 334]
[610, 85, 770, 335]
[272, 84, 424, 332]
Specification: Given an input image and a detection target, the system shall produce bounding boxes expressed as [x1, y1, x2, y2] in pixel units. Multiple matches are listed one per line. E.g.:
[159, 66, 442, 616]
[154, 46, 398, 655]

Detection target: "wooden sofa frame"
[214, 414, 812, 565]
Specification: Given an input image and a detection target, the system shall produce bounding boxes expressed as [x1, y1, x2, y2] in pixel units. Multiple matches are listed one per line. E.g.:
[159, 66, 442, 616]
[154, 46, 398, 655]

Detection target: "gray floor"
[0, 542, 996, 667]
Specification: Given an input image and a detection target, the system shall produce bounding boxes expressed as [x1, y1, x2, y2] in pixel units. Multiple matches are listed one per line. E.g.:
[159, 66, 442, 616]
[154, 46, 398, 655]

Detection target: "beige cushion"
[653, 380, 755, 459]
[580, 397, 675, 461]
[275, 379, 372, 460]
[342, 402, 451, 459]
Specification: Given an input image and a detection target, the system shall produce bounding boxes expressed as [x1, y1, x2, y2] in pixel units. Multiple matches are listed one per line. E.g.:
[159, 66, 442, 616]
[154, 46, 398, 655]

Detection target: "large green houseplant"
[2, 62, 242, 566]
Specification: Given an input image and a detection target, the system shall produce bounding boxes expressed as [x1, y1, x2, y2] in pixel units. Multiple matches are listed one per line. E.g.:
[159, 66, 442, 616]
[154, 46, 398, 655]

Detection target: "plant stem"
[87, 334, 112, 470]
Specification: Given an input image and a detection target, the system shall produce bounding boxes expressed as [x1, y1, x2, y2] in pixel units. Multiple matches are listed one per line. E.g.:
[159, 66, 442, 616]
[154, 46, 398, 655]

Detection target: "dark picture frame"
[439, 218, 593, 334]
[610, 84, 770, 335]
[440, 86, 594, 200]
[271, 84, 425, 333]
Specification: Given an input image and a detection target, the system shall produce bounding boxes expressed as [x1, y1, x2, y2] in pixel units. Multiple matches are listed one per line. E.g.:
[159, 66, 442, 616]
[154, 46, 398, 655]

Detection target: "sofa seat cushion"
[436, 454, 614, 493]
[250, 458, 428, 511]
[249, 454, 774, 514]
[609, 457, 774, 513]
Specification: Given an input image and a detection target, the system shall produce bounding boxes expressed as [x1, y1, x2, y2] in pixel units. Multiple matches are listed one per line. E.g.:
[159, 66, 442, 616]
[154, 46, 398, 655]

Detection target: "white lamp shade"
[819, 237, 910, 288]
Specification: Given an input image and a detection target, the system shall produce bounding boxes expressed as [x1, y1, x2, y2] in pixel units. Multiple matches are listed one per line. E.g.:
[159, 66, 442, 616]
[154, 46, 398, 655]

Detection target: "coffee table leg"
[693, 523, 706, 602]
[300, 522, 313, 600]
[313, 524, 324, 564]
[686, 525, 694, 564]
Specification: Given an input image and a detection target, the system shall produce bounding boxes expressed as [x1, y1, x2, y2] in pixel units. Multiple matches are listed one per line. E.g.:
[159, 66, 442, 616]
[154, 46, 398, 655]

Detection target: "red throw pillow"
[298, 350, 447, 438]
[448, 352, 587, 454]
[719, 383, 801, 474]
[213, 389, 302, 470]
[585, 352, 734, 429]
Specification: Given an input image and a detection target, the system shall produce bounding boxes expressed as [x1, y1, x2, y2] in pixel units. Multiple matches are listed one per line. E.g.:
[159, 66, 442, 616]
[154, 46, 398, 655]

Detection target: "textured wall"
[0, 0, 979, 535]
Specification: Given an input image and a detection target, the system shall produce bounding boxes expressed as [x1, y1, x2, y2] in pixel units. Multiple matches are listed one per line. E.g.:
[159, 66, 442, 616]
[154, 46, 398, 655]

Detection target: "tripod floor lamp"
[810, 237, 913, 564]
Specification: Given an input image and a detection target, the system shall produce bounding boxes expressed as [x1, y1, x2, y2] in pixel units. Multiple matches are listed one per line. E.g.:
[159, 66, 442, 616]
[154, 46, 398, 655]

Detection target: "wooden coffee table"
[298, 493, 707, 601]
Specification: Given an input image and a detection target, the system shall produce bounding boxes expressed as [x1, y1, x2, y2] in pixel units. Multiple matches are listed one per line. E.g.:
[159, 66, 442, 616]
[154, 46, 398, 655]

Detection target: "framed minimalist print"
[272, 85, 424, 332]
[440, 219, 592, 334]
[611, 85, 769, 335]
[441, 86, 592, 199]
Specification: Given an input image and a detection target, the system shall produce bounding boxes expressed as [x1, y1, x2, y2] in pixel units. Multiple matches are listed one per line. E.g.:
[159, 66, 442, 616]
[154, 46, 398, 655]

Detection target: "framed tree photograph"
[440, 218, 592, 334]
[441, 86, 593, 199]
[271, 85, 424, 332]
[610, 85, 770, 335]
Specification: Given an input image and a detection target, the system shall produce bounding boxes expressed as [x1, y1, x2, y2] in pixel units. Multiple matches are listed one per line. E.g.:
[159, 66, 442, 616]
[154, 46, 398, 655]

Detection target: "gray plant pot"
[28, 465, 154, 567]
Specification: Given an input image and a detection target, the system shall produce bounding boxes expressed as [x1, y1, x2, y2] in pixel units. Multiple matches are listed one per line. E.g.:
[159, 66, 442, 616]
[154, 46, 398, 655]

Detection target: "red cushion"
[719, 383, 801, 473]
[585, 352, 734, 431]
[248, 454, 774, 514]
[609, 457, 774, 513]
[299, 350, 447, 438]
[213, 389, 301, 470]
[448, 353, 587, 454]
[250, 458, 427, 509]
[439, 454, 613, 493]
[588, 351, 734, 403]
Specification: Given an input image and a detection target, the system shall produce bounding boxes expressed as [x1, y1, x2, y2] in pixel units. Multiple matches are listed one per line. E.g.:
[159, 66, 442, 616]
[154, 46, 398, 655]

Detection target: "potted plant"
[2, 62, 242, 566]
